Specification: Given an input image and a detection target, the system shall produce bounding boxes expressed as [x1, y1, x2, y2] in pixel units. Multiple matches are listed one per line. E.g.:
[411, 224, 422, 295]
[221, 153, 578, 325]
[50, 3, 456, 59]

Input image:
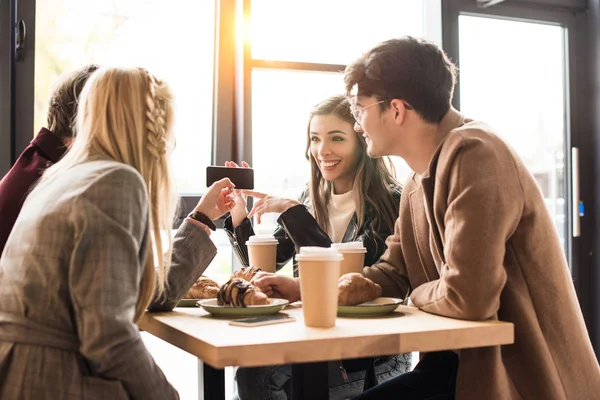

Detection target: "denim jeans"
[352, 351, 459, 400]
[231, 353, 412, 400]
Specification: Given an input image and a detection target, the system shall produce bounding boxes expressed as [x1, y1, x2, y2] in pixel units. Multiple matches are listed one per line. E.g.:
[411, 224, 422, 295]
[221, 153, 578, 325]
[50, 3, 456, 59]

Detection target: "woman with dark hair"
[0, 64, 99, 255]
[223, 94, 411, 400]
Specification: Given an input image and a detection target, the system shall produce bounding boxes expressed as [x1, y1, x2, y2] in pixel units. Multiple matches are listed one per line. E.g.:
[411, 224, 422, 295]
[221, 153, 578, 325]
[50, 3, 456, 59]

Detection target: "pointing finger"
[241, 190, 266, 199]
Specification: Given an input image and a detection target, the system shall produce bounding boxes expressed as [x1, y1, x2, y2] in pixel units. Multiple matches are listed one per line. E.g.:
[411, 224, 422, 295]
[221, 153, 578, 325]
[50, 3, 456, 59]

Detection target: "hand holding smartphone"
[229, 313, 296, 327]
[206, 166, 254, 190]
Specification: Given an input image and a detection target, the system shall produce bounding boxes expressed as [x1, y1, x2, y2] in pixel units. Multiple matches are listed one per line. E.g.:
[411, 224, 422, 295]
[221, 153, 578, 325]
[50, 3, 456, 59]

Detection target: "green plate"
[337, 297, 403, 317]
[177, 298, 203, 307]
[198, 298, 289, 318]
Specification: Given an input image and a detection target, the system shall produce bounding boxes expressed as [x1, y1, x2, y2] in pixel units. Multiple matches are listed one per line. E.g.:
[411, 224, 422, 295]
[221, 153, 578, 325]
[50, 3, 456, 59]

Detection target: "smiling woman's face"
[308, 114, 362, 194]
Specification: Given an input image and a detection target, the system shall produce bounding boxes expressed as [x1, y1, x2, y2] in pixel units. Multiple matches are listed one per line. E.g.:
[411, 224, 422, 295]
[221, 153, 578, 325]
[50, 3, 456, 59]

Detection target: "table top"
[139, 303, 514, 368]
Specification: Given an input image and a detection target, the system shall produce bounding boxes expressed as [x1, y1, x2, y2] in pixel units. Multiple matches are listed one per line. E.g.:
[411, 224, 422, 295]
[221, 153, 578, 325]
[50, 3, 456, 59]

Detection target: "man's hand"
[252, 272, 301, 303]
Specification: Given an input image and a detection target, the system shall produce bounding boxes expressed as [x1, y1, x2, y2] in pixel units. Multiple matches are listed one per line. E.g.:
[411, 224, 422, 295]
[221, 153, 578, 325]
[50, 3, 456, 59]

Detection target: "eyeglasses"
[349, 98, 413, 123]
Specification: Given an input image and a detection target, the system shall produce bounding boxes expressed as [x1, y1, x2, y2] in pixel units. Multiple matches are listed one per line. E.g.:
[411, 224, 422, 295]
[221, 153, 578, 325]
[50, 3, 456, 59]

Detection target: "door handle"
[15, 20, 26, 62]
[572, 147, 580, 237]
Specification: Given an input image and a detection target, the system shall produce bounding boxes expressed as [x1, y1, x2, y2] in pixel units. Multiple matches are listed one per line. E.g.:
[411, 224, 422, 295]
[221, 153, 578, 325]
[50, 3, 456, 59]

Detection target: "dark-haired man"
[347, 36, 600, 399]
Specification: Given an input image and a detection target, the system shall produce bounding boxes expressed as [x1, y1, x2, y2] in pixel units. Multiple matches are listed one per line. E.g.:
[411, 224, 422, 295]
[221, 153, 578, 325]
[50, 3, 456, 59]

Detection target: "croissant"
[217, 278, 269, 307]
[231, 266, 262, 282]
[184, 276, 220, 299]
[338, 273, 382, 306]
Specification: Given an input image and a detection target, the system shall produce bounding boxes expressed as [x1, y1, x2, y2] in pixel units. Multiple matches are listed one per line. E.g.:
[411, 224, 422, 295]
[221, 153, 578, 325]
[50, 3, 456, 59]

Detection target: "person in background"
[224, 95, 411, 400]
[0, 64, 99, 255]
[0, 67, 235, 399]
[342, 36, 600, 400]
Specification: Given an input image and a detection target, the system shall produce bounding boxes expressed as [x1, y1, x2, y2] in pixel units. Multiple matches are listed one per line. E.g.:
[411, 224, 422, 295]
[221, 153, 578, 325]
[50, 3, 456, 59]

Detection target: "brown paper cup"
[247, 243, 277, 273]
[331, 242, 367, 278]
[338, 252, 365, 276]
[296, 247, 343, 328]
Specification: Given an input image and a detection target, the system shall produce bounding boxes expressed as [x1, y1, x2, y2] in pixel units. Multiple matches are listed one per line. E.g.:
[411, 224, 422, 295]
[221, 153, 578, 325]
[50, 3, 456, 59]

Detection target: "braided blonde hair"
[144, 70, 169, 159]
[41, 67, 178, 322]
[137, 68, 177, 320]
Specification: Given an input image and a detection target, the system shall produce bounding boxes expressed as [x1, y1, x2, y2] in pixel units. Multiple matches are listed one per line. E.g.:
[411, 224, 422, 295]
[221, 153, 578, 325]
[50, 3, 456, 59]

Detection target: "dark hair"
[344, 36, 458, 123]
[304, 95, 400, 241]
[47, 64, 100, 141]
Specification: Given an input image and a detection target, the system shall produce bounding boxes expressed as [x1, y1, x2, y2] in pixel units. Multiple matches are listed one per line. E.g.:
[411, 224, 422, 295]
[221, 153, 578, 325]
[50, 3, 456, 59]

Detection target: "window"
[250, 0, 424, 65]
[247, 0, 429, 236]
[34, 0, 215, 194]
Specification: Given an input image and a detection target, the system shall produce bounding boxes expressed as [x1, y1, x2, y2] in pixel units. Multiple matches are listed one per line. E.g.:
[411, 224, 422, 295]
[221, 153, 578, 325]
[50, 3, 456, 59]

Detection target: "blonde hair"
[41, 67, 177, 322]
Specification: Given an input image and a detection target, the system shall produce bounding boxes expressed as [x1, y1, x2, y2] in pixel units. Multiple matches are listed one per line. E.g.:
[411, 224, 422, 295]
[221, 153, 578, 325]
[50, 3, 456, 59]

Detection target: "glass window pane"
[250, 0, 424, 64]
[458, 15, 567, 250]
[34, 0, 215, 194]
[202, 229, 234, 283]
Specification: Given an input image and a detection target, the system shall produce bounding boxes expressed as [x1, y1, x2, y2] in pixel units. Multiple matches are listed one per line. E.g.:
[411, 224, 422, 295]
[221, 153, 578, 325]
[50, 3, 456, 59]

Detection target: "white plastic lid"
[295, 246, 344, 261]
[245, 235, 278, 245]
[331, 241, 367, 253]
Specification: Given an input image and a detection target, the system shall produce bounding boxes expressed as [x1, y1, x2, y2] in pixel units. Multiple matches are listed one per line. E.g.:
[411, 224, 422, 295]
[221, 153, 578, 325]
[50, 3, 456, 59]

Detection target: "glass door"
[442, 0, 581, 269]
[458, 16, 568, 250]
[442, 0, 600, 358]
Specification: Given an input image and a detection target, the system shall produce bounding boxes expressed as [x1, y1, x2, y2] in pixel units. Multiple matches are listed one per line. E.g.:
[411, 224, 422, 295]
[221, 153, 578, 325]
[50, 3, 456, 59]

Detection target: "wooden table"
[139, 303, 514, 400]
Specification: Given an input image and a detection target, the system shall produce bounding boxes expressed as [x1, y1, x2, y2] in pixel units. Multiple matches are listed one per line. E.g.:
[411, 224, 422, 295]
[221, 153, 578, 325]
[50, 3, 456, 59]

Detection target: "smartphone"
[206, 166, 254, 190]
[229, 313, 296, 327]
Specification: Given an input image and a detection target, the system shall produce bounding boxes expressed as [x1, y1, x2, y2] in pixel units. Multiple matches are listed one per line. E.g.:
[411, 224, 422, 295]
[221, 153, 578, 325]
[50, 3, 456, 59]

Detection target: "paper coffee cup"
[296, 246, 343, 328]
[246, 235, 278, 273]
[331, 242, 367, 277]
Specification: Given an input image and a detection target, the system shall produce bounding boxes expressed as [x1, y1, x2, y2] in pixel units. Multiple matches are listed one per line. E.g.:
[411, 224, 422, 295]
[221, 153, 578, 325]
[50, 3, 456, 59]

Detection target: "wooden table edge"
[139, 312, 514, 369]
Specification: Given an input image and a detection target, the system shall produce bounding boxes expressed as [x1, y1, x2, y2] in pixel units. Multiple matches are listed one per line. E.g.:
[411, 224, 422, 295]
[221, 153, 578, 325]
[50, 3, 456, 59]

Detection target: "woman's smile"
[319, 159, 341, 171]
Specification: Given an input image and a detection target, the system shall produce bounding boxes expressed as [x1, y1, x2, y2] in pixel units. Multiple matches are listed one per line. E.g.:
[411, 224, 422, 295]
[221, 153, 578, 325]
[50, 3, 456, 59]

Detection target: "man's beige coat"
[365, 108, 600, 399]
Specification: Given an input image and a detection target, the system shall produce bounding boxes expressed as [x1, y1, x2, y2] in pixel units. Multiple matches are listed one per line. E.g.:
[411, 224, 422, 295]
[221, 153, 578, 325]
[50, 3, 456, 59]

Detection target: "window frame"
[1, 0, 37, 176]
[0, 0, 13, 175]
[13, 0, 35, 166]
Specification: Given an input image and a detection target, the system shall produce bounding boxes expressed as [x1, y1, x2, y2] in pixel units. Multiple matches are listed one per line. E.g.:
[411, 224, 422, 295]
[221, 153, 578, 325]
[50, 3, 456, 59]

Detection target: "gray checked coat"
[0, 160, 217, 399]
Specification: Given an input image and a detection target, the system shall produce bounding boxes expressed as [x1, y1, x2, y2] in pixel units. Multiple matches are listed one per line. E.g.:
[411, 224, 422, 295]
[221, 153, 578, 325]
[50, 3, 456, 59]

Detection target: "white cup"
[246, 235, 278, 273]
[331, 242, 367, 277]
[296, 246, 343, 328]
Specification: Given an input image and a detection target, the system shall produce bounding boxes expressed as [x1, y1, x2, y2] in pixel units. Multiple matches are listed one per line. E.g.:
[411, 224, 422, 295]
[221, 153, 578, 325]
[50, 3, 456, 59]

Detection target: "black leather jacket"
[223, 185, 402, 276]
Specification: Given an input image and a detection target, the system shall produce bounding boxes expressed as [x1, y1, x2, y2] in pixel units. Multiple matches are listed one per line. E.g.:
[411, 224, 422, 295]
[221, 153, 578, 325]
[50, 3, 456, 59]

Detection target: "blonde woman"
[0, 67, 234, 399]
